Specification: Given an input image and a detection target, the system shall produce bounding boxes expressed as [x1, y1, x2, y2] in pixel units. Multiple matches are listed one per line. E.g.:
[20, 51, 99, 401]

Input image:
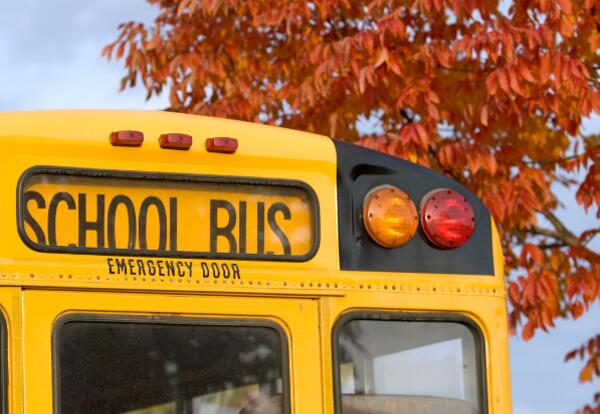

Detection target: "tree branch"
[527, 215, 580, 247]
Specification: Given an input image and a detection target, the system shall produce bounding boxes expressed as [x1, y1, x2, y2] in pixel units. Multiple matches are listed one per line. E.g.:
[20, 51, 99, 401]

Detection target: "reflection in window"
[57, 319, 287, 414]
[337, 318, 483, 414]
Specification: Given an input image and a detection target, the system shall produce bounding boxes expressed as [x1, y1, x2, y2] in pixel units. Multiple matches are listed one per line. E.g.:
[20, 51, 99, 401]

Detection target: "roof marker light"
[421, 188, 475, 249]
[110, 130, 144, 147]
[205, 137, 238, 154]
[160, 133, 192, 150]
[363, 185, 418, 248]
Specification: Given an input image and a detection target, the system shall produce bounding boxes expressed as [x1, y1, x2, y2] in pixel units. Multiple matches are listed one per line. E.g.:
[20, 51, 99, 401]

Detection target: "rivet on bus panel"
[159, 133, 192, 150]
[110, 130, 144, 146]
[205, 137, 238, 153]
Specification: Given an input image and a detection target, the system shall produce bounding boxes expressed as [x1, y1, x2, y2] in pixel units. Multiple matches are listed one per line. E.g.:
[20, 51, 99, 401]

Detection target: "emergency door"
[22, 290, 322, 414]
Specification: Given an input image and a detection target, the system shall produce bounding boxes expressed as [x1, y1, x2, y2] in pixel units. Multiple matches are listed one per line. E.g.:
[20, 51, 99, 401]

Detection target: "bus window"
[334, 315, 485, 414]
[55, 317, 288, 414]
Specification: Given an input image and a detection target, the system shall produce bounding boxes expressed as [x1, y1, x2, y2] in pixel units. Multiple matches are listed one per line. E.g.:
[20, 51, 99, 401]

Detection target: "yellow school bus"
[0, 110, 510, 413]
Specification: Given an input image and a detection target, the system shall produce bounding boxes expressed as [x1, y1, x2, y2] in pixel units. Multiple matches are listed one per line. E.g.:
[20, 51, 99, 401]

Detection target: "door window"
[334, 314, 485, 414]
[55, 316, 288, 414]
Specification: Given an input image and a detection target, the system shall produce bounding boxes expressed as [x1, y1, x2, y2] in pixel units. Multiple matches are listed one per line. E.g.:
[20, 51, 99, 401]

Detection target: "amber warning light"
[362, 185, 418, 248]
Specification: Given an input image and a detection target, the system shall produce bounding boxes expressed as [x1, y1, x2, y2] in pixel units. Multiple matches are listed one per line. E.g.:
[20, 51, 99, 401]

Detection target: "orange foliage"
[104, 0, 600, 410]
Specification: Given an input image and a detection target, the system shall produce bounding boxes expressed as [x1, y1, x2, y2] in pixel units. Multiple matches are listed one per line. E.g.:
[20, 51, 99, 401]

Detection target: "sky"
[1, 1, 598, 412]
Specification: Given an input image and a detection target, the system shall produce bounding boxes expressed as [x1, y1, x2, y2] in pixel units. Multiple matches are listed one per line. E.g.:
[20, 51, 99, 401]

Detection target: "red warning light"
[160, 133, 192, 150]
[205, 137, 238, 154]
[110, 130, 144, 147]
[421, 189, 475, 249]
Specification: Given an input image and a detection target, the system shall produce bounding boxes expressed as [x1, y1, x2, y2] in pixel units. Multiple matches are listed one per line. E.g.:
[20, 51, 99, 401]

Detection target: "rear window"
[55, 316, 289, 414]
[334, 314, 486, 414]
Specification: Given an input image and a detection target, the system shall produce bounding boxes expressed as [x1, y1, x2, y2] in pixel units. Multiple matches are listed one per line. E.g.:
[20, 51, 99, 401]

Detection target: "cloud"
[0, 0, 168, 111]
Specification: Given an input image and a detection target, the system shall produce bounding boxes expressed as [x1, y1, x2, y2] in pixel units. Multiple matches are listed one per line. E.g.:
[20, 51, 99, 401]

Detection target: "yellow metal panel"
[0, 288, 23, 414]
[22, 290, 322, 414]
[320, 288, 511, 414]
[0, 110, 339, 283]
[0, 110, 511, 413]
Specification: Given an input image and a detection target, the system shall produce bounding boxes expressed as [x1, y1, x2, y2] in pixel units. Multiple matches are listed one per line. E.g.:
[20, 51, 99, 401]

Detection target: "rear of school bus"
[0, 110, 511, 413]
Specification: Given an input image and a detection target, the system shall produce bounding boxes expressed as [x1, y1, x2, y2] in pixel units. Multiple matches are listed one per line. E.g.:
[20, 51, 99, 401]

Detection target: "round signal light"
[363, 185, 418, 248]
[421, 189, 475, 249]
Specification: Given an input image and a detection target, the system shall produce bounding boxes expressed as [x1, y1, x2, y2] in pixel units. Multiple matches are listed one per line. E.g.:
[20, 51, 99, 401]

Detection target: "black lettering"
[238, 201, 246, 254]
[210, 200, 237, 253]
[257, 202, 265, 255]
[107, 258, 115, 274]
[170, 197, 178, 252]
[78, 193, 105, 248]
[201, 262, 210, 278]
[128, 259, 136, 275]
[221, 263, 230, 279]
[23, 191, 46, 245]
[116, 258, 127, 275]
[139, 196, 167, 251]
[176, 261, 185, 277]
[165, 260, 175, 277]
[185, 261, 193, 277]
[107, 195, 136, 249]
[48, 192, 76, 247]
[211, 262, 220, 278]
[137, 259, 146, 276]
[268, 203, 292, 256]
[157, 260, 165, 276]
[232, 263, 240, 279]
[147, 260, 156, 276]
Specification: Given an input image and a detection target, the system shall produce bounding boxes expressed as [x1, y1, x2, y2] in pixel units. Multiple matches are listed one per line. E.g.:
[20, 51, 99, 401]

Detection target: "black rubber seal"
[52, 313, 291, 414]
[17, 166, 320, 262]
[331, 311, 488, 414]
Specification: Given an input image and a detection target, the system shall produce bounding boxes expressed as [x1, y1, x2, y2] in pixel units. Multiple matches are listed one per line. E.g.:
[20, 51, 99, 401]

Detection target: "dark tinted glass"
[336, 318, 483, 414]
[57, 319, 287, 414]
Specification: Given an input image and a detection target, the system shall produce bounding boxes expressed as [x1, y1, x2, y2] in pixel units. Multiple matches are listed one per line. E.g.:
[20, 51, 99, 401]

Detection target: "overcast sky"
[1, 1, 599, 412]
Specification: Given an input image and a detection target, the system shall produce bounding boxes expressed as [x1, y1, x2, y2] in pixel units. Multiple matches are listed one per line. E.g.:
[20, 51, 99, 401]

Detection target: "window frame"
[332, 311, 488, 414]
[0, 312, 6, 414]
[52, 313, 291, 414]
[18, 165, 320, 262]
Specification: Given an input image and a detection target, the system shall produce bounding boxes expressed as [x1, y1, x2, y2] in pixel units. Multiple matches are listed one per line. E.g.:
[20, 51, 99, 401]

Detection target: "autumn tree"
[104, 0, 600, 410]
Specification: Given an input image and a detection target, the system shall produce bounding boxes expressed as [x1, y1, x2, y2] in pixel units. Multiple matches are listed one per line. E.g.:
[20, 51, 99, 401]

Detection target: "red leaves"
[520, 244, 544, 268]
[566, 335, 600, 396]
[373, 47, 388, 68]
[508, 282, 521, 306]
[576, 156, 600, 217]
[434, 48, 452, 69]
[106, 7, 600, 403]
[399, 123, 430, 149]
[572, 302, 584, 319]
[539, 54, 552, 84]
[557, 0, 574, 15]
[522, 321, 536, 341]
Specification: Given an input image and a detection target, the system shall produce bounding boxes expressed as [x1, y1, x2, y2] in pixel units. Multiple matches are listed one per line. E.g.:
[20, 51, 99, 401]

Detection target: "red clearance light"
[110, 130, 144, 147]
[160, 133, 192, 150]
[205, 137, 238, 153]
[421, 189, 475, 249]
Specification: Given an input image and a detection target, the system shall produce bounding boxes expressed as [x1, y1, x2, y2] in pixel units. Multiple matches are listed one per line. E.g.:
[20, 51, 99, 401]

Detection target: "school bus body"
[0, 110, 511, 413]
